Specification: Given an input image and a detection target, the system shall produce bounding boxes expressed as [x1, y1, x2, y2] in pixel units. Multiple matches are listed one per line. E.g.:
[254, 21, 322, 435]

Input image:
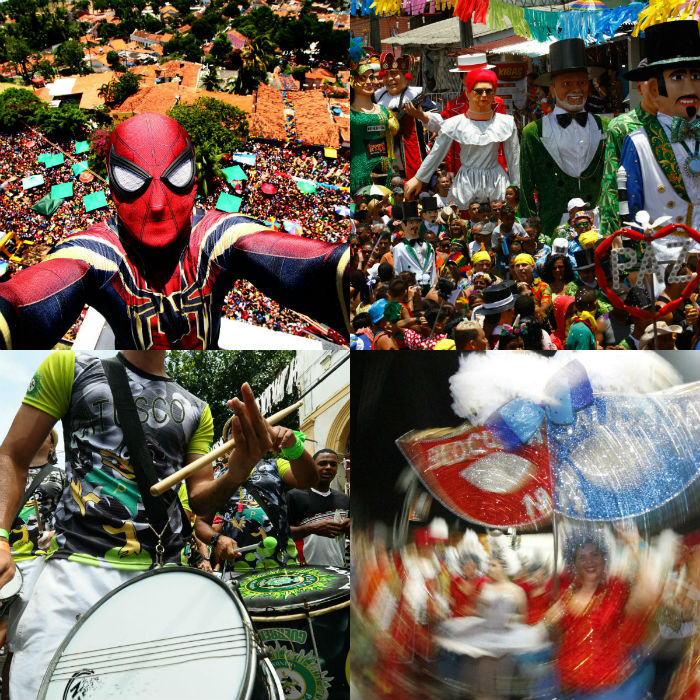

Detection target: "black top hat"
[624, 21, 700, 81]
[536, 39, 604, 87]
[574, 248, 596, 271]
[398, 200, 421, 221]
[475, 282, 515, 315]
[419, 194, 439, 211]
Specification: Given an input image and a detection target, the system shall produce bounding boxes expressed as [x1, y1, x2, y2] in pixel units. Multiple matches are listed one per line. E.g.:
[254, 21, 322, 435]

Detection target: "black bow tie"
[405, 238, 423, 247]
[556, 112, 588, 128]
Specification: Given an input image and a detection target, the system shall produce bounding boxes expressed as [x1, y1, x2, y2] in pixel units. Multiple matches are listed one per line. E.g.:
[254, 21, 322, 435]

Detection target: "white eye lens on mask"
[112, 164, 149, 193]
[164, 158, 194, 189]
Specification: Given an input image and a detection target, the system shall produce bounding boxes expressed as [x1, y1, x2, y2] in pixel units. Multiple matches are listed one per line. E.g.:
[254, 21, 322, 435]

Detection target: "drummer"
[195, 418, 318, 576]
[0, 350, 297, 700]
[0, 429, 63, 678]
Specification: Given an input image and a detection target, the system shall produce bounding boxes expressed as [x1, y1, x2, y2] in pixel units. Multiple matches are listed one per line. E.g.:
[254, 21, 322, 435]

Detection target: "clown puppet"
[407, 53, 508, 179]
[374, 53, 427, 180]
[619, 20, 700, 292]
[519, 39, 609, 242]
[404, 68, 519, 211]
[0, 113, 349, 348]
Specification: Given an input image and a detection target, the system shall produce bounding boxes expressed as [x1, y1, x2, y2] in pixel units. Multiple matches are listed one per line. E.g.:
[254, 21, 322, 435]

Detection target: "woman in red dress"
[543, 528, 660, 699]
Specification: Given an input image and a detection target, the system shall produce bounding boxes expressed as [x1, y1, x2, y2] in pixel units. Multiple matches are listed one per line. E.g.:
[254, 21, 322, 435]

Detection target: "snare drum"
[0, 566, 23, 617]
[38, 568, 258, 700]
[236, 565, 350, 700]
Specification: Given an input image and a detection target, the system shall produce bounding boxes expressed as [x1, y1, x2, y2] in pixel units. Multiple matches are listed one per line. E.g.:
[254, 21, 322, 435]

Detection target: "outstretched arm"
[0, 258, 91, 349]
[216, 219, 349, 336]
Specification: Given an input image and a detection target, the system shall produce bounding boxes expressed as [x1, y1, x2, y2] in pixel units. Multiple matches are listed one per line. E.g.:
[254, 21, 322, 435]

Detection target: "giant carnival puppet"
[619, 20, 700, 286]
[374, 53, 427, 180]
[407, 53, 507, 177]
[598, 58, 658, 237]
[404, 66, 519, 210]
[0, 113, 349, 349]
[519, 39, 609, 241]
[350, 54, 399, 194]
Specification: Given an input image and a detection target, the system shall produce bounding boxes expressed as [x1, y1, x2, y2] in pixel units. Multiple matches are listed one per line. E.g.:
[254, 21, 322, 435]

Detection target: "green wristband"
[0, 528, 9, 540]
[281, 430, 306, 460]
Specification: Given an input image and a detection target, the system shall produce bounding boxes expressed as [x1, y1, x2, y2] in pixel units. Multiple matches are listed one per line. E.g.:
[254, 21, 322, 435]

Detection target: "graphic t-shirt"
[22, 351, 213, 570]
[287, 488, 349, 567]
[9, 464, 65, 562]
[215, 457, 299, 572]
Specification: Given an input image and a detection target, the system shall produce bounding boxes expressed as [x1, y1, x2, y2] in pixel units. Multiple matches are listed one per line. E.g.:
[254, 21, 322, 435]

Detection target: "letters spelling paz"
[425, 428, 503, 472]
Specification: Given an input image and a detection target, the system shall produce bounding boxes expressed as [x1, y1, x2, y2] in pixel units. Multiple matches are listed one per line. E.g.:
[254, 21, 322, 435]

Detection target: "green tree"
[35, 102, 91, 141]
[36, 59, 56, 81]
[168, 97, 248, 196]
[55, 39, 90, 75]
[98, 71, 143, 106]
[200, 65, 220, 92]
[162, 33, 203, 63]
[164, 351, 297, 438]
[0, 87, 44, 131]
[231, 35, 274, 95]
[209, 33, 233, 67]
[106, 50, 121, 70]
[6, 37, 35, 84]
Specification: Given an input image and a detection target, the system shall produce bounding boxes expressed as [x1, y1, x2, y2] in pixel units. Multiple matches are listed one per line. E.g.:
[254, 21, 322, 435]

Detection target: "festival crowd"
[349, 26, 700, 351]
[0, 131, 350, 342]
[352, 519, 700, 700]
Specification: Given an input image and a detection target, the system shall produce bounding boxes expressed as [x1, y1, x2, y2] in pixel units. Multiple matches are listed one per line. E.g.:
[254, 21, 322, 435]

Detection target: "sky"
[0, 351, 114, 469]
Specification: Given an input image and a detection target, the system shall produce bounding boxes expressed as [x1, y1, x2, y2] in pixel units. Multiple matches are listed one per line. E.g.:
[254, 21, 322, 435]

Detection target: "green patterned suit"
[599, 105, 654, 237]
[519, 114, 610, 241]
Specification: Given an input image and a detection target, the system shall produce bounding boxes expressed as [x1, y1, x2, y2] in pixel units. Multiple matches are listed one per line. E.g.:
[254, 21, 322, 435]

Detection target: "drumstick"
[150, 400, 303, 496]
[32, 498, 43, 532]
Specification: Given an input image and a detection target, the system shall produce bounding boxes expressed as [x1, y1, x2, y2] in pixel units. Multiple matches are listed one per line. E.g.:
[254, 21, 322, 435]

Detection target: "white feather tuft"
[450, 351, 681, 424]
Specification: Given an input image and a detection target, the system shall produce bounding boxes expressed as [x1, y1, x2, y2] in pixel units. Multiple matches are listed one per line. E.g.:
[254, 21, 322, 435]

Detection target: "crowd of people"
[0, 350, 350, 698]
[0, 130, 350, 343]
[352, 519, 700, 700]
[349, 26, 700, 350]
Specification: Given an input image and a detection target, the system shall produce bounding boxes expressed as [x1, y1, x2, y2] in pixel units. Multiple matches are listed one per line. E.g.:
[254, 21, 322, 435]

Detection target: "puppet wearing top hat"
[619, 20, 700, 293]
[519, 39, 609, 242]
[392, 199, 437, 292]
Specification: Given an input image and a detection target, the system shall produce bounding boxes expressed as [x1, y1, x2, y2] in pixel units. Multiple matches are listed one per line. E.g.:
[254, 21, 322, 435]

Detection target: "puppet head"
[379, 53, 415, 95]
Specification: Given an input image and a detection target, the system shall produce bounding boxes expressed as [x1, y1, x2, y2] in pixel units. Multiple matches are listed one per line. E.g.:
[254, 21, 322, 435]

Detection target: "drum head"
[0, 566, 23, 601]
[39, 568, 256, 700]
[236, 566, 350, 615]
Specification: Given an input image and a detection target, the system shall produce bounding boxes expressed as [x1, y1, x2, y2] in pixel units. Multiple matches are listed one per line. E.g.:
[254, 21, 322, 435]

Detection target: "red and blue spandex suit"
[0, 113, 349, 348]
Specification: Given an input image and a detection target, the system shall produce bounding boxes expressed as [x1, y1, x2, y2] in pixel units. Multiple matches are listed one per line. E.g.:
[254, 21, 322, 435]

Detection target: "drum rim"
[259, 657, 285, 700]
[0, 565, 23, 601]
[236, 565, 350, 615]
[38, 567, 257, 700]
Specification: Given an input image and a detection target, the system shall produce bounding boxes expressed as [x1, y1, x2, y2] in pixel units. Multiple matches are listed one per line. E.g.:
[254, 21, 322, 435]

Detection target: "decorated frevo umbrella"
[261, 182, 278, 196]
[398, 358, 700, 534]
[356, 184, 391, 200]
[569, 0, 607, 8]
[296, 179, 317, 194]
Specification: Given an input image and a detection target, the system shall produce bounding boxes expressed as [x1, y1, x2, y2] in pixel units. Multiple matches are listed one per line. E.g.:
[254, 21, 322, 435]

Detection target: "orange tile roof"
[290, 89, 339, 148]
[249, 83, 287, 141]
[112, 83, 254, 117]
[130, 60, 202, 89]
[76, 70, 119, 109]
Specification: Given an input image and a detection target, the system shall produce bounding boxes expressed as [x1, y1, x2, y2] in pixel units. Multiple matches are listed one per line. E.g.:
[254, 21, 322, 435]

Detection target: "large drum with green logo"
[236, 565, 350, 700]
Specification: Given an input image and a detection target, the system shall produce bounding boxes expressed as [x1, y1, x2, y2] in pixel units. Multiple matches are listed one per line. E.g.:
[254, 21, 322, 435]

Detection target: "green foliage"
[97, 22, 119, 42]
[229, 35, 275, 95]
[164, 351, 298, 439]
[34, 102, 91, 141]
[98, 71, 144, 106]
[106, 50, 120, 68]
[55, 39, 90, 75]
[200, 66, 221, 92]
[162, 33, 203, 63]
[168, 97, 248, 196]
[209, 33, 233, 67]
[36, 59, 56, 81]
[0, 87, 43, 131]
[190, 15, 222, 43]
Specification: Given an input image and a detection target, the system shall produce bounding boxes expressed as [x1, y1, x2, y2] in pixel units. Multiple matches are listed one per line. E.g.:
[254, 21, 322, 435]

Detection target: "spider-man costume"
[0, 113, 349, 349]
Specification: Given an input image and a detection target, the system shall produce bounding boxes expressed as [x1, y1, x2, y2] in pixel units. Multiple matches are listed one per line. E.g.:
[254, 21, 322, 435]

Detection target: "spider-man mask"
[108, 113, 197, 251]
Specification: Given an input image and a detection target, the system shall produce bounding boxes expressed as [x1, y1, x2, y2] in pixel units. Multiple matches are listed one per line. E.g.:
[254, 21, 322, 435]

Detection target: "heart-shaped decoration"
[594, 222, 700, 321]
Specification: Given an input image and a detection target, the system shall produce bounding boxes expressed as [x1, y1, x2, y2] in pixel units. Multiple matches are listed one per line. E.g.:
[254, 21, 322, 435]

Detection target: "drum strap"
[12, 463, 55, 527]
[101, 358, 192, 543]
